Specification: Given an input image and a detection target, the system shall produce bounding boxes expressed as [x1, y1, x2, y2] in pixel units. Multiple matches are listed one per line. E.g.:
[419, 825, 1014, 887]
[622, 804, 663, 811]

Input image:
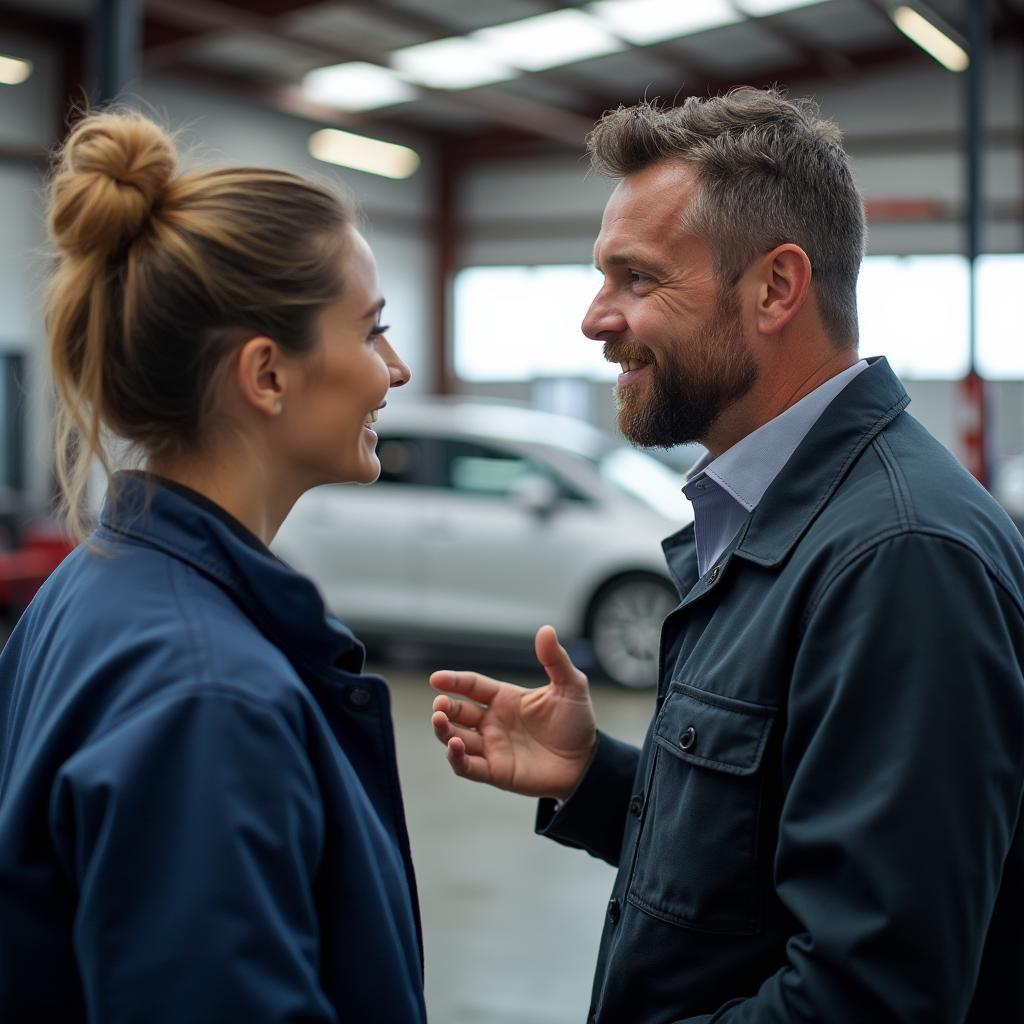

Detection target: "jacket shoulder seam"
[801, 527, 1024, 635]
[872, 433, 916, 530]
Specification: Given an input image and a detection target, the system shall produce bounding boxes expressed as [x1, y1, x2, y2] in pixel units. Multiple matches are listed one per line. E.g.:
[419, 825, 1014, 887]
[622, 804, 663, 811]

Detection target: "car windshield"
[598, 447, 691, 521]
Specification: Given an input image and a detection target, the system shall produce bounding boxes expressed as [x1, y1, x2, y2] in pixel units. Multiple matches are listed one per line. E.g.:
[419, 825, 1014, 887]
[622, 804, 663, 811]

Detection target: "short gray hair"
[587, 87, 865, 348]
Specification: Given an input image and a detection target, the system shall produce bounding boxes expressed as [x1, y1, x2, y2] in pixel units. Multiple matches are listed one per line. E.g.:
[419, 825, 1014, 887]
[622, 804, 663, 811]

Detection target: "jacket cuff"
[535, 731, 640, 867]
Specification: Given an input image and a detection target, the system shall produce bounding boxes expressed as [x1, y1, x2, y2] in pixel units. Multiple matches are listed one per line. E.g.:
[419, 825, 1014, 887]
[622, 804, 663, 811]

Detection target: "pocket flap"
[653, 683, 775, 776]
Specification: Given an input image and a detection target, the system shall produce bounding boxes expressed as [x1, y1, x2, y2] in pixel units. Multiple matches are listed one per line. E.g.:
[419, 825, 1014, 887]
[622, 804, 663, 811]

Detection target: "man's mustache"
[603, 341, 656, 366]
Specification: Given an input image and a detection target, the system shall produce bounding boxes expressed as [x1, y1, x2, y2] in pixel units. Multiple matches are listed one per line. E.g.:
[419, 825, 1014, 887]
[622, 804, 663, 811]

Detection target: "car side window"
[375, 436, 444, 487]
[441, 440, 580, 500]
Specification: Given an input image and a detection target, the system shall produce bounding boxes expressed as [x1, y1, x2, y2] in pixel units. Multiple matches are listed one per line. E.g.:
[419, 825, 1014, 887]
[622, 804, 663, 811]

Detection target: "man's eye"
[629, 271, 649, 285]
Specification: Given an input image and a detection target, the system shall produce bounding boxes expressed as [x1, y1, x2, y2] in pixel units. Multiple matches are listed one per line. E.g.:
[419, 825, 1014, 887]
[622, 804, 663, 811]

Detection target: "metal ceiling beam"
[141, 0, 593, 145]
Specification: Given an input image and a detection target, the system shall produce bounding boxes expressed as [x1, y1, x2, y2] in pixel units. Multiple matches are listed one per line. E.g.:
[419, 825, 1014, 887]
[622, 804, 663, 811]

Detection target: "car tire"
[587, 573, 677, 689]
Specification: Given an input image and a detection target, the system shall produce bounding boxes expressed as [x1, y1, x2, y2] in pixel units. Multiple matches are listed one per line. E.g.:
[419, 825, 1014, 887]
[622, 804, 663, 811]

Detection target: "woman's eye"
[367, 323, 390, 343]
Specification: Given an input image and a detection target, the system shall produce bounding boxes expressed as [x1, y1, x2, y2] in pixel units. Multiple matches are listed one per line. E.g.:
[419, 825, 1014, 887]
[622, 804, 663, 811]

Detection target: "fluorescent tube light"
[473, 9, 624, 71]
[588, 0, 740, 45]
[391, 37, 518, 90]
[0, 55, 32, 86]
[736, 0, 829, 14]
[308, 129, 420, 180]
[302, 62, 416, 111]
[890, 5, 969, 71]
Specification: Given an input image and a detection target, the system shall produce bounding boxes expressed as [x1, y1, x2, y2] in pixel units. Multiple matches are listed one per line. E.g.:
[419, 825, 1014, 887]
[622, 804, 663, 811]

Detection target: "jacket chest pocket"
[626, 682, 776, 934]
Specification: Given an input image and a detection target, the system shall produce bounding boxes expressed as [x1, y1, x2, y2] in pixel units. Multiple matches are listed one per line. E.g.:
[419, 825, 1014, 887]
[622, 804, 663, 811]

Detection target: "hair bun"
[48, 109, 176, 258]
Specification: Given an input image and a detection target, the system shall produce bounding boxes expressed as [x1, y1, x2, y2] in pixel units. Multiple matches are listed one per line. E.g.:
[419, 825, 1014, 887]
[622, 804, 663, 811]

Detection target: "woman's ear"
[754, 244, 812, 337]
[235, 336, 287, 418]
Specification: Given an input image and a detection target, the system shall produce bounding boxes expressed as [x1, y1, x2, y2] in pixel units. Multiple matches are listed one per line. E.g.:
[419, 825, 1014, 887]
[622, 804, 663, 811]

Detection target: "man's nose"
[581, 292, 626, 342]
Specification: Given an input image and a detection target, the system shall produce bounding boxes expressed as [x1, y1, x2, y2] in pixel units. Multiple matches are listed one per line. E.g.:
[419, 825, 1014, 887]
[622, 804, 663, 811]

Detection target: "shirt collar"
[684, 359, 868, 513]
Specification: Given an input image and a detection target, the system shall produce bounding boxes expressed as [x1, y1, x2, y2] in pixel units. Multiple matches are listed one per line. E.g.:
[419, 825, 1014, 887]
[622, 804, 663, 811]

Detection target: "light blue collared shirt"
[682, 360, 869, 577]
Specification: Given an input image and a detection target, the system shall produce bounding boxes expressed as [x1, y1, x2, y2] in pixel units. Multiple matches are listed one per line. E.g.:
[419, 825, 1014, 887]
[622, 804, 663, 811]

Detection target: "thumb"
[535, 625, 588, 695]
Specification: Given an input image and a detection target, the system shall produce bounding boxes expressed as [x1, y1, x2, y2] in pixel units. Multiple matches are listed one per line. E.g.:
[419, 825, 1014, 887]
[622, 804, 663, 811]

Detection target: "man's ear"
[235, 335, 288, 418]
[753, 244, 812, 337]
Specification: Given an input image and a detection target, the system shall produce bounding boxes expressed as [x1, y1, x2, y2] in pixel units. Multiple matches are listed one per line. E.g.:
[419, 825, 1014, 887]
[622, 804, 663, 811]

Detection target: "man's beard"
[607, 288, 757, 448]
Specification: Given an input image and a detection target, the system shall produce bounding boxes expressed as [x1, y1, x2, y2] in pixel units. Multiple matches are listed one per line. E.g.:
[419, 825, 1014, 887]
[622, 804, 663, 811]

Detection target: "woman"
[0, 109, 425, 1022]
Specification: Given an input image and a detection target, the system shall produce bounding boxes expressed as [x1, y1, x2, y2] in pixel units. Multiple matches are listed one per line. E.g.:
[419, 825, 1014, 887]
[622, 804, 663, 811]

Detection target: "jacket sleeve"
[535, 730, 641, 866]
[689, 533, 1024, 1023]
[49, 688, 338, 1024]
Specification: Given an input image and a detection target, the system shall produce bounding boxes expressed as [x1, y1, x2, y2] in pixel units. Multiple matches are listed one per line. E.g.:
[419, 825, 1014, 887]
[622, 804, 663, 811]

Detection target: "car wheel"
[588, 574, 677, 689]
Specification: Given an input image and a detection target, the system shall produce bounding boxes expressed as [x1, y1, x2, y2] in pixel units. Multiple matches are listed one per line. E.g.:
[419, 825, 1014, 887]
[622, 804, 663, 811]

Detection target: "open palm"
[429, 625, 598, 801]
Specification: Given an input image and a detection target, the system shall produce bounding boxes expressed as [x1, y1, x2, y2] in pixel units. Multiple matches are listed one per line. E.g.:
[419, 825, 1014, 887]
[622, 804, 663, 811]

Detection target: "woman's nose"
[379, 337, 410, 387]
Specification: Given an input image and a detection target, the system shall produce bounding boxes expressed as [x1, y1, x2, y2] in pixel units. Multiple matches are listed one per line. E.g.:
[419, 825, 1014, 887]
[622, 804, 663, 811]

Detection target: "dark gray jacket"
[540, 357, 1024, 1023]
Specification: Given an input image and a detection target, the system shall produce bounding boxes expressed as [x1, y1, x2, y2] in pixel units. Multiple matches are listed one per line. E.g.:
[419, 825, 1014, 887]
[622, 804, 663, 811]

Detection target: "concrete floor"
[378, 656, 654, 1024]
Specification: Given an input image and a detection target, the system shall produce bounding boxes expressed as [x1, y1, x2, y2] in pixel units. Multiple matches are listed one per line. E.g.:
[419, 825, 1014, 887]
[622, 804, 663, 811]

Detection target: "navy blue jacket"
[540, 358, 1024, 1023]
[0, 473, 426, 1023]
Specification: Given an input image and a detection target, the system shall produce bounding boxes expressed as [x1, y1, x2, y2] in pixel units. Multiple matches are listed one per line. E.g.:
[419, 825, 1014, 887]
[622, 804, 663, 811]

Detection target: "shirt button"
[607, 897, 621, 924]
[628, 793, 644, 818]
[346, 685, 372, 709]
[680, 726, 697, 751]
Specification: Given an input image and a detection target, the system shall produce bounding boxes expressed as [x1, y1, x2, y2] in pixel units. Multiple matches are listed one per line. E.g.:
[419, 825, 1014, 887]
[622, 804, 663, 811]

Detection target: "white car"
[273, 398, 695, 688]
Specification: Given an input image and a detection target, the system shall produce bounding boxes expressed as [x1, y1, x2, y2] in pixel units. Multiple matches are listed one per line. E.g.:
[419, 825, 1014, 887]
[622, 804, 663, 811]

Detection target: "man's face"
[583, 160, 757, 448]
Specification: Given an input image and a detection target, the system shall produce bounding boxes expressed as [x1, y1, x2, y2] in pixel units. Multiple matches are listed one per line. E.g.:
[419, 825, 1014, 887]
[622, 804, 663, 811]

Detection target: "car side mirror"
[511, 475, 560, 517]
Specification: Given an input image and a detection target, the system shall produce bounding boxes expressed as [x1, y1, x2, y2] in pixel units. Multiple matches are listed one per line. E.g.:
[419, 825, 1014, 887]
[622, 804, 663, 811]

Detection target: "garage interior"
[1, 0, 1023, 1019]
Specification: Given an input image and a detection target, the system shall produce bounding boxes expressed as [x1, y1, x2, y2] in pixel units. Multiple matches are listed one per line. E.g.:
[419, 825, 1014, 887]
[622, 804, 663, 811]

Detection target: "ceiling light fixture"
[302, 62, 416, 111]
[587, 0, 739, 45]
[473, 9, 624, 71]
[391, 37, 518, 90]
[735, 0, 830, 15]
[0, 54, 32, 86]
[308, 129, 420, 180]
[890, 5, 969, 71]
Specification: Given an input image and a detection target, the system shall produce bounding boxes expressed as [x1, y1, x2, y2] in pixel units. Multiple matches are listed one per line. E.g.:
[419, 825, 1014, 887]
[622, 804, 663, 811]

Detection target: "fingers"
[432, 693, 485, 728]
[444, 736, 492, 785]
[429, 669, 500, 705]
[431, 709, 484, 756]
[534, 625, 588, 695]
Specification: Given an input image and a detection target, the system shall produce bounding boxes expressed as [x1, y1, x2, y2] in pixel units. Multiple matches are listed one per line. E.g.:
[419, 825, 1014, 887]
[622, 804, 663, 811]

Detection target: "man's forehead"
[594, 161, 700, 265]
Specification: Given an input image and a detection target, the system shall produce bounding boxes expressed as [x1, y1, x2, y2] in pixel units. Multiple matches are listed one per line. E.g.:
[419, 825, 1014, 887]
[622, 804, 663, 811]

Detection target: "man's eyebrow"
[361, 298, 386, 319]
[594, 252, 668, 275]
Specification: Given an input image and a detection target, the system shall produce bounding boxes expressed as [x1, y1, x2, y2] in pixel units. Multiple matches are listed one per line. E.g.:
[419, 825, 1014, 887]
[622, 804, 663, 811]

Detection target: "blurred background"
[0, 0, 1022, 1018]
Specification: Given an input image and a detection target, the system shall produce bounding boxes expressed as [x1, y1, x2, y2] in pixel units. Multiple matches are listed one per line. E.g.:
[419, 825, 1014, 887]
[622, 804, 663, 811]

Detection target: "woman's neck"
[148, 450, 300, 546]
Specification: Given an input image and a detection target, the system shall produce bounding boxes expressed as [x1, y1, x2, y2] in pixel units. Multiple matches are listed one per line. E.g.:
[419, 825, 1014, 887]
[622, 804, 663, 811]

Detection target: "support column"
[91, 0, 142, 105]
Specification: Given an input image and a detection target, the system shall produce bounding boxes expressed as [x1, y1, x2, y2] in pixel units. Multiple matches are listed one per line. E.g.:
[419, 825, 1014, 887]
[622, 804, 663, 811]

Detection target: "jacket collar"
[97, 472, 366, 676]
[733, 355, 909, 567]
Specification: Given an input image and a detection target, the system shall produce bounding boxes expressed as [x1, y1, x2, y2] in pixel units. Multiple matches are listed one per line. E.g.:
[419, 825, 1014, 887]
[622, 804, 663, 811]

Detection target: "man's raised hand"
[429, 624, 598, 802]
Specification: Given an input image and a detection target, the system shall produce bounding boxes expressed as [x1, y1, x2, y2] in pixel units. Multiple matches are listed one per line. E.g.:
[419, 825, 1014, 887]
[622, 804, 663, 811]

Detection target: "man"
[429, 88, 1024, 1023]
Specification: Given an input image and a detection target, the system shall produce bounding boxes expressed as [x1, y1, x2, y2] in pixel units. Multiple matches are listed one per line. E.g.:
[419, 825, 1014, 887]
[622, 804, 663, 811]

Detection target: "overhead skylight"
[473, 9, 624, 72]
[391, 37, 518, 90]
[736, 0, 830, 15]
[587, 0, 740, 45]
[308, 129, 420, 179]
[0, 55, 32, 86]
[302, 62, 416, 111]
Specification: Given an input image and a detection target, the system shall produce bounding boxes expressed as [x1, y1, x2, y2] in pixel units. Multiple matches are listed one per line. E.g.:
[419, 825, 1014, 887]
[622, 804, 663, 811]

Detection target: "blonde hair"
[45, 108, 353, 538]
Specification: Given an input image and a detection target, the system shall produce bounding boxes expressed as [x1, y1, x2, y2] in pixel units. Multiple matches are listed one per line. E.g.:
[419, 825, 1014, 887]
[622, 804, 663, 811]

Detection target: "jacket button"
[346, 685, 372, 709]
[607, 897, 621, 924]
[628, 793, 644, 818]
[679, 726, 697, 751]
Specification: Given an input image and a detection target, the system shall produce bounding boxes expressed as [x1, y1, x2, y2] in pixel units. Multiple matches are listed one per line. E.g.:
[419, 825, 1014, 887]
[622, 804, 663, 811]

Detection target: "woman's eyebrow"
[361, 297, 386, 319]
